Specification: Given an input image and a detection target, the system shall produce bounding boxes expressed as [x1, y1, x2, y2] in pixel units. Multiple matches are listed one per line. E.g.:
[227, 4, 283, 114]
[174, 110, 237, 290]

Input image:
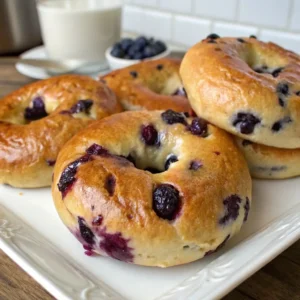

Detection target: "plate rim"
[0, 200, 299, 300]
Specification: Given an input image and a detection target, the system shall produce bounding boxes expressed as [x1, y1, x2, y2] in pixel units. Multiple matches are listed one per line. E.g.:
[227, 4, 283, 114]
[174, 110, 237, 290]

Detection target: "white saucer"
[16, 46, 110, 79]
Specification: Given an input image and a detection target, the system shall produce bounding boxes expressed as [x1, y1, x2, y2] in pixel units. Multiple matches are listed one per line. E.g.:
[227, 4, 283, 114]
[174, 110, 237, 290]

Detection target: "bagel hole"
[147, 73, 186, 97]
[241, 46, 287, 77]
[125, 151, 179, 174]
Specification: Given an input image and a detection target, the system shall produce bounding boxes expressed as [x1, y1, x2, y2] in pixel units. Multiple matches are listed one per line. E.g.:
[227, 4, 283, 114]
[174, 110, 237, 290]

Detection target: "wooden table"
[0, 62, 299, 300]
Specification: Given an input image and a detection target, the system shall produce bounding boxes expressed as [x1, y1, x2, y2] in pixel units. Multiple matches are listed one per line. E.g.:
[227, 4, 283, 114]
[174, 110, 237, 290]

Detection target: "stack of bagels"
[1, 34, 299, 267]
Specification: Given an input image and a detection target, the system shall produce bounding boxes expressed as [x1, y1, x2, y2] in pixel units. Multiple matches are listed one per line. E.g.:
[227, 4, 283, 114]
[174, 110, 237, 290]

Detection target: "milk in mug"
[37, 0, 122, 65]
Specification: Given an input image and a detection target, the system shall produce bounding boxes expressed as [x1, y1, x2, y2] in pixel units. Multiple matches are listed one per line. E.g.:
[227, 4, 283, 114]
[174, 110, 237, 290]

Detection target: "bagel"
[180, 35, 300, 149]
[236, 138, 300, 179]
[52, 110, 251, 267]
[0, 75, 121, 188]
[102, 58, 191, 112]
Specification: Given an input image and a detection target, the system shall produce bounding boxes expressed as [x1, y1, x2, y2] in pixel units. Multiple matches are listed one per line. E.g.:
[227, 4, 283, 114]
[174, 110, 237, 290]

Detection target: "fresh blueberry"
[153, 184, 181, 220]
[132, 52, 143, 60]
[120, 38, 134, 52]
[111, 47, 125, 58]
[135, 36, 148, 49]
[143, 46, 156, 58]
[153, 41, 166, 54]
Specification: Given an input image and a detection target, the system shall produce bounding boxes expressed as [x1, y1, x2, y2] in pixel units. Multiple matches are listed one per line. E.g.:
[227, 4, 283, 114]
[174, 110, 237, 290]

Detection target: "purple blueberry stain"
[153, 184, 181, 220]
[141, 124, 159, 146]
[189, 118, 208, 137]
[214, 151, 220, 156]
[92, 215, 103, 226]
[244, 197, 250, 222]
[205, 235, 230, 256]
[105, 174, 116, 196]
[165, 155, 178, 170]
[232, 113, 260, 134]
[78, 217, 95, 245]
[24, 97, 48, 120]
[189, 160, 202, 170]
[156, 64, 163, 70]
[99, 229, 134, 262]
[83, 245, 95, 256]
[161, 109, 187, 125]
[57, 154, 92, 198]
[70, 99, 93, 114]
[219, 194, 242, 225]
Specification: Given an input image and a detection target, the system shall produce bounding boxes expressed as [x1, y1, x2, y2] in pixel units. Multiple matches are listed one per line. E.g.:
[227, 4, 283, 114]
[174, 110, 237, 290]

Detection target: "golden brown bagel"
[180, 35, 300, 149]
[236, 138, 300, 179]
[52, 110, 251, 267]
[0, 75, 121, 188]
[101, 58, 191, 112]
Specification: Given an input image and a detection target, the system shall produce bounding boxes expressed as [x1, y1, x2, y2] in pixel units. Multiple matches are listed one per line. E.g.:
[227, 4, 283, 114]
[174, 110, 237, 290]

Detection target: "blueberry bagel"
[236, 138, 300, 179]
[180, 35, 300, 149]
[0, 75, 121, 188]
[101, 58, 190, 112]
[52, 110, 251, 267]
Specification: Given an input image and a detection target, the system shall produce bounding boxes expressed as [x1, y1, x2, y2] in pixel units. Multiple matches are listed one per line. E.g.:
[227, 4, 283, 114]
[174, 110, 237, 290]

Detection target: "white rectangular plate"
[0, 178, 299, 300]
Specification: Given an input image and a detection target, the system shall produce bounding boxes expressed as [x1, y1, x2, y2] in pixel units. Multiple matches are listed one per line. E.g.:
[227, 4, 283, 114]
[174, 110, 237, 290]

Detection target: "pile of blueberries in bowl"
[106, 36, 169, 70]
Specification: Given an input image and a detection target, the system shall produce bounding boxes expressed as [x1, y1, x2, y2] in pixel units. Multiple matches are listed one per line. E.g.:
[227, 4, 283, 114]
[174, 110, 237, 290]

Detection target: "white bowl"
[105, 46, 171, 70]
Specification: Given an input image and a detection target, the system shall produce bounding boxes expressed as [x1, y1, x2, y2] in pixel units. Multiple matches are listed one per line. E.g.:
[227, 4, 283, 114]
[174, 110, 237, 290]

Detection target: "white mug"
[37, 0, 122, 69]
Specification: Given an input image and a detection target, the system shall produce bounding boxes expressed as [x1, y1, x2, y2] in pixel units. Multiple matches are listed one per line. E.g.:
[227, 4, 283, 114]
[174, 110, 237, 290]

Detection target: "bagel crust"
[52, 110, 251, 267]
[0, 75, 121, 188]
[102, 58, 191, 112]
[236, 138, 300, 179]
[180, 36, 300, 149]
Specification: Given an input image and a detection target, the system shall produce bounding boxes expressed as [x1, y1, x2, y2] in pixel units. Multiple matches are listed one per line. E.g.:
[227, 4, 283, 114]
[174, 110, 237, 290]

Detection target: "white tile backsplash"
[122, 0, 300, 53]
[195, 0, 238, 21]
[142, 10, 172, 40]
[290, 0, 300, 31]
[238, 0, 291, 29]
[159, 0, 192, 14]
[260, 30, 300, 53]
[122, 5, 144, 33]
[213, 22, 257, 37]
[173, 16, 211, 47]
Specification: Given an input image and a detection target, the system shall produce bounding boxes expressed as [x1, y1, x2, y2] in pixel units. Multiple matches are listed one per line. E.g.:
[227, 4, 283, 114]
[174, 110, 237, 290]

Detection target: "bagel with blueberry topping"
[52, 110, 251, 267]
[0, 75, 121, 188]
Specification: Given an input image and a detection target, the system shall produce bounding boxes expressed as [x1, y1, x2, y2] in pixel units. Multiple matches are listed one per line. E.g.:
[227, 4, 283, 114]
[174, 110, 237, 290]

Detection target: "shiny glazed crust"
[180, 37, 300, 149]
[102, 58, 191, 112]
[0, 75, 121, 188]
[52, 110, 251, 267]
[236, 138, 300, 179]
